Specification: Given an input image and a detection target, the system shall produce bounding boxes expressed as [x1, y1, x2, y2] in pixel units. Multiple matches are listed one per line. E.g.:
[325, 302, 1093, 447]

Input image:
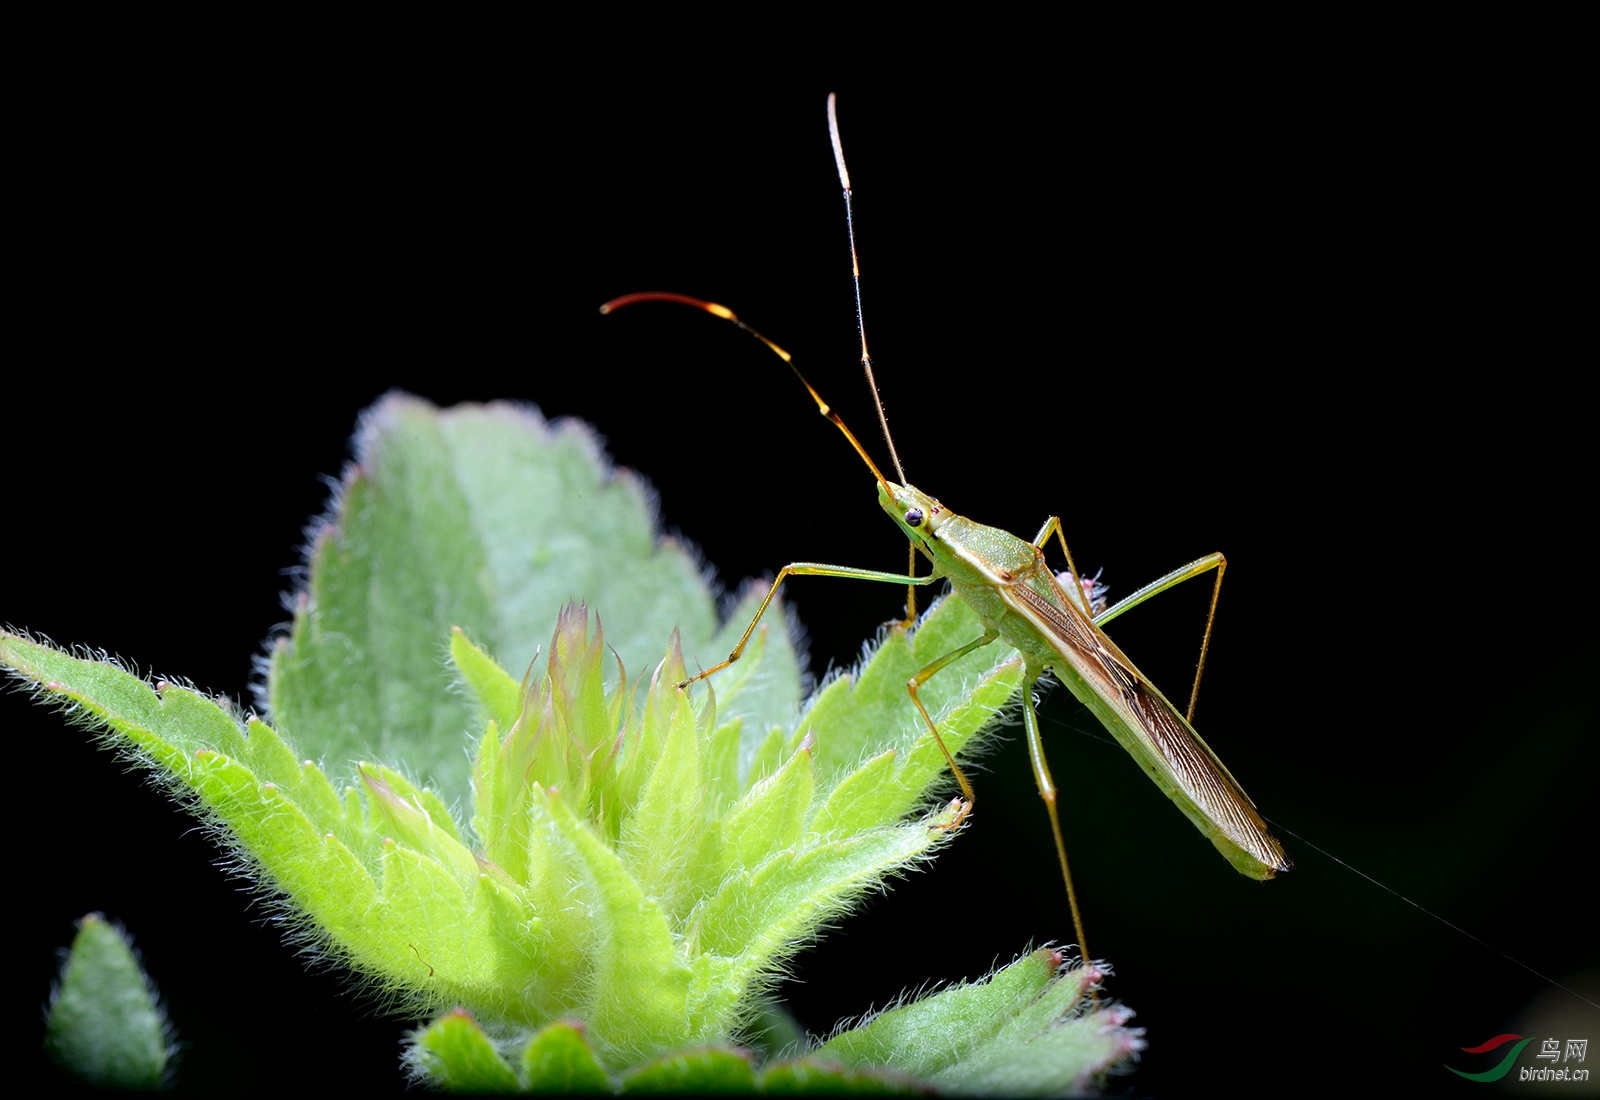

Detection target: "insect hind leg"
[1019, 662, 1092, 967]
[1092, 552, 1228, 724]
[1034, 515, 1228, 725]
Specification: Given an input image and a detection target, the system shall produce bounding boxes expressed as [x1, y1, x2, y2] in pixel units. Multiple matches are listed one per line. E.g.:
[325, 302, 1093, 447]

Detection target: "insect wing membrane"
[1005, 578, 1291, 880]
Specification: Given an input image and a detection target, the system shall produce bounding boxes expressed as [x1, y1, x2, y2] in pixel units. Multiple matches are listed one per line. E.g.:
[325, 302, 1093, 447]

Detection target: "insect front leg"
[904, 627, 1001, 829]
[898, 544, 920, 630]
[679, 562, 938, 690]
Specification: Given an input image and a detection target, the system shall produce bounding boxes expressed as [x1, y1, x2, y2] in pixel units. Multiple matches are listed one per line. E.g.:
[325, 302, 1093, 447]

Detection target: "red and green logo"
[1446, 1033, 1533, 1082]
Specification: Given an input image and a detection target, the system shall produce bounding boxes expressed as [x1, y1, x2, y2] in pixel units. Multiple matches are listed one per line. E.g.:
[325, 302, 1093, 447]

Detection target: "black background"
[9, 29, 1595, 1096]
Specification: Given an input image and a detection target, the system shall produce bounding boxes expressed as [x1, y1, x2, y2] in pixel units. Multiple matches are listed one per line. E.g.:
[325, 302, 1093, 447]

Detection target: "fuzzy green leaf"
[267, 395, 803, 806]
[45, 914, 170, 1090]
[451, 626, 524, 733]
[519, 1021, 613, 1094]
[818, 950, 1143, 1096]
[619, 685, 706, 921]
[695, 815, 955, 963]
[797, 595, 1025, 803]
[4, 590, 1135, 1091]
[756, 1058, 918, 1094]
[619, 1046, 758, 1094]
[412, 1009, 522, 1093]
[718, 740, 814, 870]
[541, 783, 694, 1063]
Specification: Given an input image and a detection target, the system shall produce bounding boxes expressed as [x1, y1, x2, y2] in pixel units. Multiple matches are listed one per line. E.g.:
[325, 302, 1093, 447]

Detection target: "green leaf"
[518, 1021, 613, 1094]
[618, 684, 706, 921]
[411, 1008, 521, 1092]
[757, 1058, 919, 1094]
[718, 739, 814, 870]
[818, 950, 1143, 1096]
[619, 1046, 757, 1094]
[797, 594, 1025, 804]
[45, 914, 170, 1090]
[540, 783, 693, 1064]
[451, 626, 524, 732]
[267, 395, 803, 806]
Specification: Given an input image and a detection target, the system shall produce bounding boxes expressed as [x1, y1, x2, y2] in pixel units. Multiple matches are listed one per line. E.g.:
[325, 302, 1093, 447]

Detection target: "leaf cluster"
[7, 394, 1140, 1092]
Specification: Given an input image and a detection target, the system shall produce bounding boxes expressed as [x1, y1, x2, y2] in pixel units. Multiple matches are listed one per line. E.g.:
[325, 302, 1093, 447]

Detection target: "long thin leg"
[1019, 664, 1091, 965]
[679, 561, 939, 689]
[1092, 552, 1227, 723]
[1090, 552, 1226, 627]
[904, 628, 1001, 828]
[901, 543, 920, 628]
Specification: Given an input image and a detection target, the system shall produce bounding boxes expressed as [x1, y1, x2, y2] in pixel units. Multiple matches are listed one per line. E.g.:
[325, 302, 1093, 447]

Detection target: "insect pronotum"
[601, 94, 1291, 964]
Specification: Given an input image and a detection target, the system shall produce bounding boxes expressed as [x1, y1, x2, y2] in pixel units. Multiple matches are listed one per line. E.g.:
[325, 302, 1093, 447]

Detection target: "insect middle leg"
[1033, 516, 1228, 723]
[904, 627, 1001, 828]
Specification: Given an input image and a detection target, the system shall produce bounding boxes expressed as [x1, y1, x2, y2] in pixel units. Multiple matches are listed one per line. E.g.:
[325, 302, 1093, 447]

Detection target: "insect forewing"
[1006, 578, 1292, 880]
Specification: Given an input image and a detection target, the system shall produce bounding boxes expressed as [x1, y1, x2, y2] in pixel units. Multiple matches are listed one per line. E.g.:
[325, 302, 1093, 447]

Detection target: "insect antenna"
[828, 93, 908, 487]
[829, 94, 922, 625]
[598, 292, 898, 503]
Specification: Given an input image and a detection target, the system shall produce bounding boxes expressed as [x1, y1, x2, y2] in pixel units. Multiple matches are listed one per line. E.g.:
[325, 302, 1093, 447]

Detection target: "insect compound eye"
[904, 508, 924, 528]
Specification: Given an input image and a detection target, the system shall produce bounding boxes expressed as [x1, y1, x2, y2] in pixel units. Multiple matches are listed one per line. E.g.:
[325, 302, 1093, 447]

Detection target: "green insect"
[602, 94, 1290, 963]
